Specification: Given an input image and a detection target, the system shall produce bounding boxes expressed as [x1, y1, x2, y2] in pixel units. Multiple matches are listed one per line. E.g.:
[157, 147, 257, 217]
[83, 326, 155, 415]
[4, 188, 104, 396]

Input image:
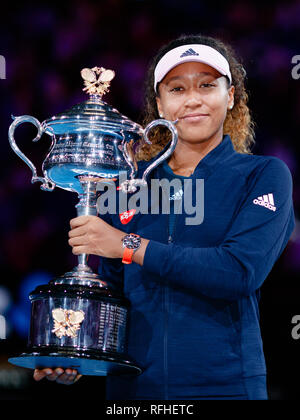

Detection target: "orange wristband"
[122, 247, 135, 264]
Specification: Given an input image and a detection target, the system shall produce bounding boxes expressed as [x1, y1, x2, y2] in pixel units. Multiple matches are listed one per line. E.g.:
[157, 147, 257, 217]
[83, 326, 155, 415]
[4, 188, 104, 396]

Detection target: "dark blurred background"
[0, 0, 300, 400]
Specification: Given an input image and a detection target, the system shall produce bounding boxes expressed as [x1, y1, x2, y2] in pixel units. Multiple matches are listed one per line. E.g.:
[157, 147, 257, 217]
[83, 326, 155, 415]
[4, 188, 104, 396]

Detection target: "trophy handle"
[120, 119, 178, 193]
[8, 115, 56, 191]
[121, 137, 137, 181]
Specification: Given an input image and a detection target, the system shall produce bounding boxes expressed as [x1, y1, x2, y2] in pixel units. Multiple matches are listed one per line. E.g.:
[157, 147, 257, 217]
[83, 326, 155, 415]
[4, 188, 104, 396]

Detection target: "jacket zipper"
[163, 278, 169, 399]
[164, 171, 191, 398]
[164, 207, 179, 399]
[165, 201, 180, 399]
[164, 218, 171, 400]
[163, 166, 182, 399]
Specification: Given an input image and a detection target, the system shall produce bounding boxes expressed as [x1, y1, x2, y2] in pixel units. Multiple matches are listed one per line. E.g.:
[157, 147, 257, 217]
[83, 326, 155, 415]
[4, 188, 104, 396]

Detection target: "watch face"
[123, 234, 141, 250]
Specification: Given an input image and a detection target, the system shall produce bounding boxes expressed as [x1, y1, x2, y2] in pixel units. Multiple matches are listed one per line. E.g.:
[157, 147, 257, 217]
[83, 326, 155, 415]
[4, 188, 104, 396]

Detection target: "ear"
[156, 96, 163, 118]
[227, 85, 235, 110]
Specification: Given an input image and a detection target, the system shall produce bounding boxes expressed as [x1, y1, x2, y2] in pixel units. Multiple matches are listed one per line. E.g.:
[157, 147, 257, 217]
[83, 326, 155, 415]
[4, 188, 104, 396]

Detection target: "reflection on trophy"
[7, 66, 178, 375]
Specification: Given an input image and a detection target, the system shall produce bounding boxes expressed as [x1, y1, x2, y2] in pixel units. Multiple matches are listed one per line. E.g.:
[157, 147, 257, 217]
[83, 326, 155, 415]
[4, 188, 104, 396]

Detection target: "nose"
[183, 88, 203, 108]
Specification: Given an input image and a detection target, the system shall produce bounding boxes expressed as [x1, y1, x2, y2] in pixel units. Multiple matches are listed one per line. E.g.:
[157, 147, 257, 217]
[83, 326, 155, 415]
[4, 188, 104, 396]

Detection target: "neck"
[168, 131, 223, 176]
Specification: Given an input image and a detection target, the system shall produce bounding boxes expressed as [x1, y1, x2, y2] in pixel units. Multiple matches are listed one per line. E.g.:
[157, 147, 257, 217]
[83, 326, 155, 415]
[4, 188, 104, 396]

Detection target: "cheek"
[158, 96, 182, 119]
[207, 93, 229, 121]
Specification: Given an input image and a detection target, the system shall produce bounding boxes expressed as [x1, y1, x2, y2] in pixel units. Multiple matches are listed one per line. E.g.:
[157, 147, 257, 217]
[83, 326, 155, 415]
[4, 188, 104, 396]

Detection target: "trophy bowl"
[8, 66, 178, 376]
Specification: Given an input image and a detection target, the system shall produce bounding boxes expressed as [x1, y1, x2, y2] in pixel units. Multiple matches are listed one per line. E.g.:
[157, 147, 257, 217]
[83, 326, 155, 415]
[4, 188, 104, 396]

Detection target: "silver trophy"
[8, 66, 178, 375]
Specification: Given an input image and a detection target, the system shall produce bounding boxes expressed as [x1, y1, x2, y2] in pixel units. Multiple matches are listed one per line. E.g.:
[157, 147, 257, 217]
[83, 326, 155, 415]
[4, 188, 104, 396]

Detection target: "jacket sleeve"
[142, 157, 295, 300]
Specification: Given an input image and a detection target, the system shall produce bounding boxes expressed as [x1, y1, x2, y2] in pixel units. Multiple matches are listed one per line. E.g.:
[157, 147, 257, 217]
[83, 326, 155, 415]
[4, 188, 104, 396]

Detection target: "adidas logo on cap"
[180, 48, 199, 58]
[253, 193, 276, 211]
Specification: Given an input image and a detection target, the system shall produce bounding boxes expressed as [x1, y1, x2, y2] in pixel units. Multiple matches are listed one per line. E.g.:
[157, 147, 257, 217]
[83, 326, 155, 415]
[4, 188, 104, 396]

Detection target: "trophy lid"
[43, 67, 143, 137]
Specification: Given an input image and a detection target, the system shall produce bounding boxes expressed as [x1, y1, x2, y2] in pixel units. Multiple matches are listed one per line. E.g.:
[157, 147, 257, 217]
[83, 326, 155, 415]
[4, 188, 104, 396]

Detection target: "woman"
[34, 34, 295, 400]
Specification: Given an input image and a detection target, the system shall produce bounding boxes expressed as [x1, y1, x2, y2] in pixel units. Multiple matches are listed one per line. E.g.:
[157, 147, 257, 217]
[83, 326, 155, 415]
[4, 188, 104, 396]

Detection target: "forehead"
[161, 61, 222, 83]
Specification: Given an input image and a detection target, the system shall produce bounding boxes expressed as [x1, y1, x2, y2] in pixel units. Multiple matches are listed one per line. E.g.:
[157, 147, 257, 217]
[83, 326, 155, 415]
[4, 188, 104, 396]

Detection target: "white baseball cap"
[154, 44, 232, 93]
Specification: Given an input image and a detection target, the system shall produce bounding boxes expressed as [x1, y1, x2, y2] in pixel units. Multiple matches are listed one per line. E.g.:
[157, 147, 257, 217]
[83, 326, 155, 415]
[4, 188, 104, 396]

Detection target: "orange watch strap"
[122, 247, 135, 264]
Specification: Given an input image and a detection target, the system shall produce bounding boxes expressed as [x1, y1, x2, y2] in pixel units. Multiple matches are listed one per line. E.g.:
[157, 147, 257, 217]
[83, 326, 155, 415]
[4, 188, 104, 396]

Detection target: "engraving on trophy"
[46, 134, 124, 168]
[52, 308, 85, 339]
[98, 303, 127, 352]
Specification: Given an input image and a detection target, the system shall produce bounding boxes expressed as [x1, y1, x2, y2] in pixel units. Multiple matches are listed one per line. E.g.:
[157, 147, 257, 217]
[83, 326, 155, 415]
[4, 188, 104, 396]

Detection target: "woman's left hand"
[68, 215, 124, 259]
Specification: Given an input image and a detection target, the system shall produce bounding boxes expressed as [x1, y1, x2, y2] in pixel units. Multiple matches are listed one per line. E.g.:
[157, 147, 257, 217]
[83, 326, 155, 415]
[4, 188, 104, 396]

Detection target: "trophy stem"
[75, 176, 99, 271]
[51, 175, 109, 287]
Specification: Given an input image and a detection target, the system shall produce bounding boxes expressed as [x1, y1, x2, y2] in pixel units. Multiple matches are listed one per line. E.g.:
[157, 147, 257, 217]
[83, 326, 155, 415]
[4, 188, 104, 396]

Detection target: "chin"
[178, 124, 222, 144]
[179, 130, 211, 144]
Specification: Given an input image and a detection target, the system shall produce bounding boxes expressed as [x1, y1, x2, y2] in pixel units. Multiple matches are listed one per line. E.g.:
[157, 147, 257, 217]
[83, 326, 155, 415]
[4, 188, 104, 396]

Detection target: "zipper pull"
[168, 235, 173, 244]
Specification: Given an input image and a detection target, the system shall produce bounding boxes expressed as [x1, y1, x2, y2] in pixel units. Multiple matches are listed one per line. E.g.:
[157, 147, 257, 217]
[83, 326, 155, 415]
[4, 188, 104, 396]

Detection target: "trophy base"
[8, 347, 142, 376]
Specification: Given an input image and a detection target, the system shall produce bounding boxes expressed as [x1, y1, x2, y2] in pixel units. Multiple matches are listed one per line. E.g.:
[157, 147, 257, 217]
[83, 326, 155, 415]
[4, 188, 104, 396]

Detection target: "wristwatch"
[122, 233, 141, 264]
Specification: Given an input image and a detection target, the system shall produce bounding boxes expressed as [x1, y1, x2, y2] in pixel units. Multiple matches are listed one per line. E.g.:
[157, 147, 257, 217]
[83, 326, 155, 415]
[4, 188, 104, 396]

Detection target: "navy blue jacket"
[99, 135, 295, 400]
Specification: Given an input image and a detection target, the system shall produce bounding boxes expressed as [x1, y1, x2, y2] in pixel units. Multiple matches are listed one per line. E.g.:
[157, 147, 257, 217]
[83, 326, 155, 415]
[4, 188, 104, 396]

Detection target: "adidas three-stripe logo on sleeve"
[253, 193, 276, 211]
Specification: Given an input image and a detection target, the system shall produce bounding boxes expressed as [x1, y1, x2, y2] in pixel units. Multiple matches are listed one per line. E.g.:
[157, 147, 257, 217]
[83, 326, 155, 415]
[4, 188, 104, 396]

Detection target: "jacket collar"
[138, 134, 236, 180]
[192, 134, 236, 178]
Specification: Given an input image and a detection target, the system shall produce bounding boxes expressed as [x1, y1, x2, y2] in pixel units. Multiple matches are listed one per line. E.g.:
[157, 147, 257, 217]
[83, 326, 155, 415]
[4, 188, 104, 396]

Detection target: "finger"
[69, 216, 90, 229]
[68, 236, 87, 247]
[68, 225, 88, 238]
[74, 374, 83, 383]
[65, 369, 79, 383]
[70, 215, 99, 229]
[72, 246, 89, 255]
[33, 368, 53, 381]
[45, 367, 64, 381]
[67, 369, 82, 384]
[56, 369, 78, 385]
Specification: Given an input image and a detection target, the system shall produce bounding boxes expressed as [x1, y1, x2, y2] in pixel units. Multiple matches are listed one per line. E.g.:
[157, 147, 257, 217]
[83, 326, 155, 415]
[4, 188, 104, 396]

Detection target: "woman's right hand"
[33, 368, 82, 385]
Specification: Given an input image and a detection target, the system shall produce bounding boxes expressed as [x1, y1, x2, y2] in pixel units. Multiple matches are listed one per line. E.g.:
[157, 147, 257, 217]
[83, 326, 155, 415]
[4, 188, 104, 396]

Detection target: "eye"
[200, 83, 215, 88]
[169, 86, 184, 93]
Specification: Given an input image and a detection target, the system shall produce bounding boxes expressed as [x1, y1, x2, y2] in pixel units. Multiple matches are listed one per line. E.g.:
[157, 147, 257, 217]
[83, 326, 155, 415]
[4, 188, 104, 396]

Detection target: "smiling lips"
[180, 113, 209, 122]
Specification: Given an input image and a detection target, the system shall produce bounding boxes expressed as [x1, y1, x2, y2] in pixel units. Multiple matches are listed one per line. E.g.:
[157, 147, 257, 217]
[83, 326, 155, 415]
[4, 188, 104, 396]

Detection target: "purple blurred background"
[0, 0, 300, 400]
